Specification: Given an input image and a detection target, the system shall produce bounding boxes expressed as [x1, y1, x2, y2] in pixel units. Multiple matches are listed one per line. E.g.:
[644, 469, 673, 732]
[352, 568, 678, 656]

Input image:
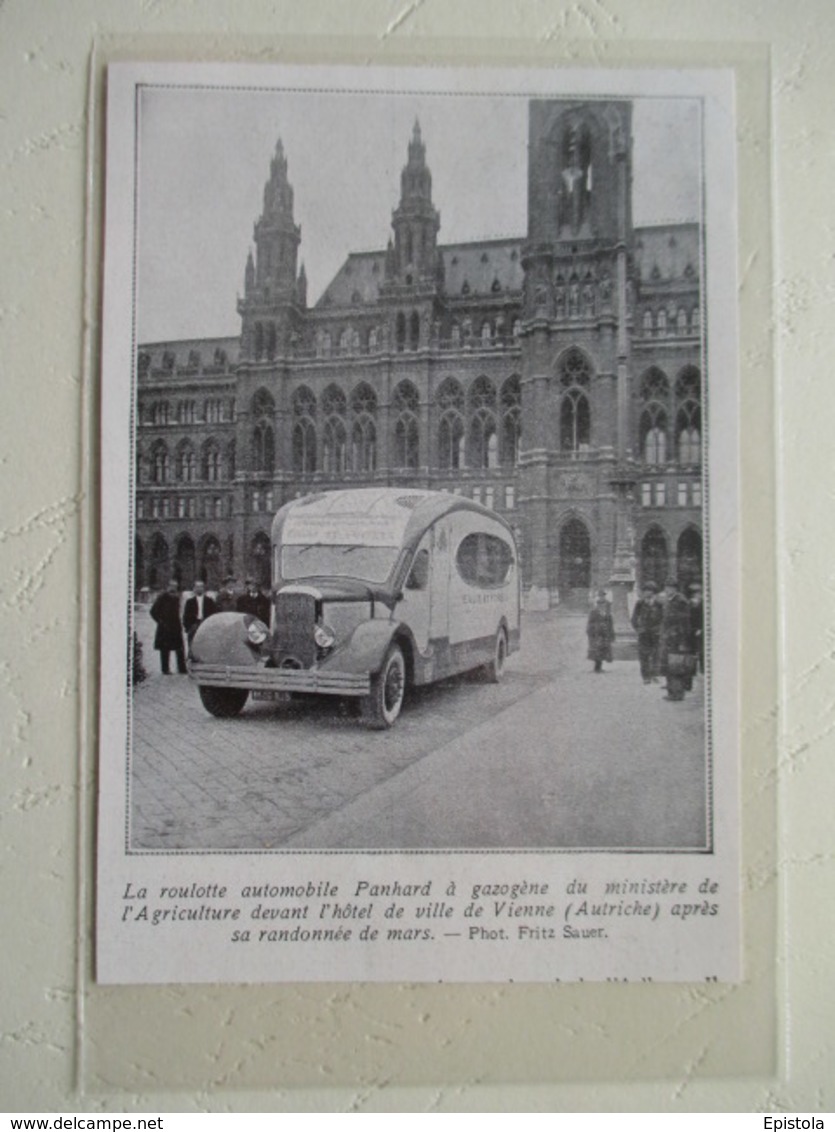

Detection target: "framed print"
[97, 60, 739, 984]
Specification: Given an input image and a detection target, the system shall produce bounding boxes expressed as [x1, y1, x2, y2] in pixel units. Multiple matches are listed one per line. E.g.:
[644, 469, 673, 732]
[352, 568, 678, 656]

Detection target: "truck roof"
[272, 488, 514, 557]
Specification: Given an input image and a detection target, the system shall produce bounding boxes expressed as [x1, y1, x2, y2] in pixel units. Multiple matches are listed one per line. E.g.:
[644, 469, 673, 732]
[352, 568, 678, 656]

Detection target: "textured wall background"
[0, 0, 832, 1112]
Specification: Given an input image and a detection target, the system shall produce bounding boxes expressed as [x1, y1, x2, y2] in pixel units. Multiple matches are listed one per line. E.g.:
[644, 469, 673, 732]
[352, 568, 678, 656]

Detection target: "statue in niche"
[559, 122, 592, 233]
[599, 273, 612, 305]
[568, 281, 580, 317]
[555, 287, 566, 319]
[582, 284, 595, 316]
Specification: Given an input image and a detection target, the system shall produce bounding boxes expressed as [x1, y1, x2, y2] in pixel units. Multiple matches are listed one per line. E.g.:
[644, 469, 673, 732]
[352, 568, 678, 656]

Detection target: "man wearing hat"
[236, 577, 271, 625]
[182, 579, 217, 643]
[149, 578, 187, 675]
[215, 575, 238, 613]
[659, 581, 695, 701]
[586, 589, 614, 674]
[631, 581, 662, 684]
[689, 582, 705, 676]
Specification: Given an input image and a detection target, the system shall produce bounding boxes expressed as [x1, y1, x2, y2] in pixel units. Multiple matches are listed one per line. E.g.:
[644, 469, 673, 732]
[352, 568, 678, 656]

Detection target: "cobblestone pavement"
[130, 607, 706, 851]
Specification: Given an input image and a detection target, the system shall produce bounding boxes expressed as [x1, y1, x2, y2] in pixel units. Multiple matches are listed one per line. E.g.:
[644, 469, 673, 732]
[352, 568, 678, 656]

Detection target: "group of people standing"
[586, 581, 704, 702]
[148, 577, 271, 675]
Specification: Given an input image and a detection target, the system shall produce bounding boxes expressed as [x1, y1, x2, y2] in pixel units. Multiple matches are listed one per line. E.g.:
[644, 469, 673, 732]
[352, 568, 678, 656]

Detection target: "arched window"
[292, 386, 317, 474]
[350, 383, 377, 472]
[677, 308, 688, 334]
[148, 534, 170, 590]
[642, 310, 653, 336]
[254, 323, 264, 360]
[151, 442, 171, 484]
[690, 307, 701, 335]
[437, 378, 465, 470]
[176, 442, 197, 483]
[174, 535, 196, 590]
[558, 348, 592, 454]
[410, 311, 420, 351]
[675, 367, 702, 465]
[151, 401, 171, 426]
[322, 384, 348, 474]
[392, 381, 420, 469]
[500, 376, 521, 466]
[339, 326, 353, 354]
[641, 526, 668, 590]
[250, 389, 275, 474]
[199, 535, 223, 591]
[657, 308, 667, 336]
[468, 376, 498, 470]
[638, 368, 670, 466]
[558, 517, 591, 595]
[202, 440, 222, 482]
[677, 526, 703, 590]
[396, 312, 406, 353]
[481, 322, 492, 345]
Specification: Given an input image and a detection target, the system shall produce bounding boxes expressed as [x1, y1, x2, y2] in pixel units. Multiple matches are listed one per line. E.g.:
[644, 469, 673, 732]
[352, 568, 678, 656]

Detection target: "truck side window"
[456, 532, 514, 587]
[406, 548, 429, 590]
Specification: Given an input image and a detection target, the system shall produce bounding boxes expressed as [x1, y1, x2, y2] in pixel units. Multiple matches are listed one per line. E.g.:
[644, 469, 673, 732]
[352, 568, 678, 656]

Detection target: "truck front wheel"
[198, 685, 249, 718]
[361, 644, 406, 729]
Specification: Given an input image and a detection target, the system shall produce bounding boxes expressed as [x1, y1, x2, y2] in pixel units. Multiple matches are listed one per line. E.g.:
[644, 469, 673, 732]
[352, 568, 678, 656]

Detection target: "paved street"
[130, 607, 706, 851]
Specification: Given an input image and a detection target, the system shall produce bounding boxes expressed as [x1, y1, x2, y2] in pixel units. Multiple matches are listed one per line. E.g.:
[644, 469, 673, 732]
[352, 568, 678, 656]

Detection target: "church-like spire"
[391, 120, 440, 282]
[238, 137, 303, 361]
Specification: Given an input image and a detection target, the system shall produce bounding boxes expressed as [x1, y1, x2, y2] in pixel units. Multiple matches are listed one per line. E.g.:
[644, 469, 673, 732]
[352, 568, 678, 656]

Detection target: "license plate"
[252, 690, 291, 702]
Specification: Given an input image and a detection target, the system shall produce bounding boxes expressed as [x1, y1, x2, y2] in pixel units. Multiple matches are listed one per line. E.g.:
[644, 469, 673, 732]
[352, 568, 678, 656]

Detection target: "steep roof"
[633, 223, 700, 284]
[316, 236, 525, 310]
[441, 238, 525, 298]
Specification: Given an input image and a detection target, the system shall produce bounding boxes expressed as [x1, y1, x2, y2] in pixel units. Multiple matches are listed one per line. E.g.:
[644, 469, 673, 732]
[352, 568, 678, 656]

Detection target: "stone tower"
[520, 100, 635, 610]
[380, 120, 444, 352]
[238, 138, 306, 362]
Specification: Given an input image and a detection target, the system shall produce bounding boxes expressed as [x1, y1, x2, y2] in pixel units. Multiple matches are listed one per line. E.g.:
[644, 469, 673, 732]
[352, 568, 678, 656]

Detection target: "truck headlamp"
[246, 619, 269, 646]
[313, 623, 336, 649]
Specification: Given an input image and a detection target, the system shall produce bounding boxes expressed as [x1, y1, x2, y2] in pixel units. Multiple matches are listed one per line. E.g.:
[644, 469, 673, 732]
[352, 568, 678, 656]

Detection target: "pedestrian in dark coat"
[215, 575, 238, 613]
[659, 582, 695, 701]
[689, 583, 705, 675]
[149, 579, 186, 674]
[631, 582, 662, 684]
[236, 578, 271, 625]
[182, 579, 218, 642]
[586, 589, 614, 673]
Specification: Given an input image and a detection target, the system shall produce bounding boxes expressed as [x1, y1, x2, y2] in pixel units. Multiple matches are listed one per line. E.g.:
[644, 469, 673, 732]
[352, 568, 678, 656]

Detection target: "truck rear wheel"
[361, 644, 406, 729]
[198, 685, 249, 718]
[482, 626, 508, 684]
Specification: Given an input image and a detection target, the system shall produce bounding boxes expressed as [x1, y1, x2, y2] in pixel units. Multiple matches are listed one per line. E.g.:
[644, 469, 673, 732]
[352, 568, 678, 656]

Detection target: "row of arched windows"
[641, 306, 700, 338]
[136, 495, 229, 521]
[144, 439, 235, 485]
[638, 366, 702, 466]
[145, 398, 233, 427]
[258, 377, 522, 475]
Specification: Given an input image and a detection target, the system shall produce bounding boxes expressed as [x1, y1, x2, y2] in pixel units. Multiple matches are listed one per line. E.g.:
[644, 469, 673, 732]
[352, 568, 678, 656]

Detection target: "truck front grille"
[274, 591, 317, 669]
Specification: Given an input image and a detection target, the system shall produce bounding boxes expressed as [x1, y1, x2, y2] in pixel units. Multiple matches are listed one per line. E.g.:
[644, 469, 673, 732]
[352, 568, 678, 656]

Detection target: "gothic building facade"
[134, 100, 703, 607]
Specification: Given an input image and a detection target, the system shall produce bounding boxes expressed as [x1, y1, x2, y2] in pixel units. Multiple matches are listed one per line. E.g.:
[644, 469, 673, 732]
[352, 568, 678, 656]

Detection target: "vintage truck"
[189, 488, 520, 728]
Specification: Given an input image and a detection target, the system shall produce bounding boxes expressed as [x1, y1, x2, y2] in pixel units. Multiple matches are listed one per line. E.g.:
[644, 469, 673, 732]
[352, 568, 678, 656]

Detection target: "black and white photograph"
[98, 61, 740, 983]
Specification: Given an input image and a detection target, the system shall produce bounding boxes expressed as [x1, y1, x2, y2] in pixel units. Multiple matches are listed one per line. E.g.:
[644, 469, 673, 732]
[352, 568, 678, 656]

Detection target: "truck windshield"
[281, 544, 400, 584]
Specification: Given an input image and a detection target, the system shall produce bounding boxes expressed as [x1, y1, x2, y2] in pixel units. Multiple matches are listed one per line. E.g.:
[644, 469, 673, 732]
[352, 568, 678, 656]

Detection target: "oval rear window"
[455, 532, 514, 588]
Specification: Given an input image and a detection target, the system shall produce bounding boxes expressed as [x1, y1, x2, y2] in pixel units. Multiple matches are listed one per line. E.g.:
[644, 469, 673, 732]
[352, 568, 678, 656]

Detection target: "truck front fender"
[322, 619, 413, 677]
[190, 612, 264, 667]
